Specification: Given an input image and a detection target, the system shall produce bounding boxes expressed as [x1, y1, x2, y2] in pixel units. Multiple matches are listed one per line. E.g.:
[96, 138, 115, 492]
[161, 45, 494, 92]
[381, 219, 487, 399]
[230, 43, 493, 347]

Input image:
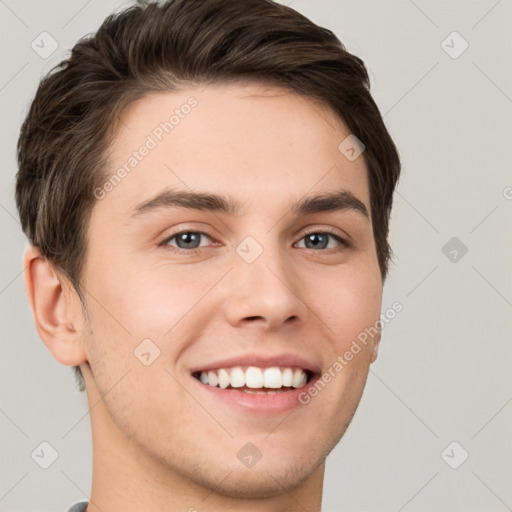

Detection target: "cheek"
[308, 266, 381, 415]
[312, 264, 382, 349]
[80, 264, 217, 396]
[84, 261, 206, 337]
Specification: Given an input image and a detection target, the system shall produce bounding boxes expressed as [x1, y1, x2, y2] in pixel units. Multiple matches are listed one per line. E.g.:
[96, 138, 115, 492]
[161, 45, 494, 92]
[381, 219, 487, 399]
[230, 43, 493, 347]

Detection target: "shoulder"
[66, 501, 89, 512]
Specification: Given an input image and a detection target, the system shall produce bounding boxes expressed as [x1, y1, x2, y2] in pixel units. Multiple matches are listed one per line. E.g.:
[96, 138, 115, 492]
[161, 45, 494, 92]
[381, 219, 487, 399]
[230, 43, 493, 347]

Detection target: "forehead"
[99, 82, 370, 218]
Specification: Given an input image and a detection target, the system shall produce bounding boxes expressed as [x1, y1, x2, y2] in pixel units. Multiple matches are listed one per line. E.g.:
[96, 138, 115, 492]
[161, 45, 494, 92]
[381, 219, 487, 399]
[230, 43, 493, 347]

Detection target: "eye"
[160, 231, 214, 252]
[295, 231, 348, 251]
[159, 229, 348, 254]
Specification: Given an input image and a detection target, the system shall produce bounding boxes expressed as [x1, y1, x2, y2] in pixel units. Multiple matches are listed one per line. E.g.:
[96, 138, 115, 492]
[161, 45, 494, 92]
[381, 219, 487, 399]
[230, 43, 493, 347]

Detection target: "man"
[16, 0, 400, 510]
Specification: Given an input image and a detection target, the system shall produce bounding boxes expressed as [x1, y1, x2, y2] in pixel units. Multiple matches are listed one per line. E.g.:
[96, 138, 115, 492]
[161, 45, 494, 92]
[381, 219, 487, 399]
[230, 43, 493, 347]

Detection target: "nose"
[221, 242, 308, 332]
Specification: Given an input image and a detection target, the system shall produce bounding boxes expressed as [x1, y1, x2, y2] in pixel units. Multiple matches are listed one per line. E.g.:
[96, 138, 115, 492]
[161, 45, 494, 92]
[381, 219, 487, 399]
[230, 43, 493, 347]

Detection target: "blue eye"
[162, 231, 212, 251]
[160, 230, 348, 254]
[296, 232, 347, 250]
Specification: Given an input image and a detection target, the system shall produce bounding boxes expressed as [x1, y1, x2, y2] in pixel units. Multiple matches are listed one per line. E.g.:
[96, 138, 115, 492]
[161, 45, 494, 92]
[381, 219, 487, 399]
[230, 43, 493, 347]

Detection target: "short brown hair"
[16, 0, 401, 390]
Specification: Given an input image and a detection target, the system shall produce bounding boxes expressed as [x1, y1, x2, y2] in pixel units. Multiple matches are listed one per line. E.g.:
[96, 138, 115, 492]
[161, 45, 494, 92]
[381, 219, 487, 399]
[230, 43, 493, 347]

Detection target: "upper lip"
[190, 353, 322, 375]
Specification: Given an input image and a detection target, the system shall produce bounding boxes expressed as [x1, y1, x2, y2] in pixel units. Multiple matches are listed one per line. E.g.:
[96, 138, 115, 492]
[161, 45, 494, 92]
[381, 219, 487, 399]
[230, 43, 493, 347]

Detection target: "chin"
[190, 456, 321, 499]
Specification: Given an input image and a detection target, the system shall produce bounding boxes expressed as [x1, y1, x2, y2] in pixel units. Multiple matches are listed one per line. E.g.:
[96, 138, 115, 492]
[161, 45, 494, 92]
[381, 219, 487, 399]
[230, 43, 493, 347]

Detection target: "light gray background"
[1, 1, 511, 511]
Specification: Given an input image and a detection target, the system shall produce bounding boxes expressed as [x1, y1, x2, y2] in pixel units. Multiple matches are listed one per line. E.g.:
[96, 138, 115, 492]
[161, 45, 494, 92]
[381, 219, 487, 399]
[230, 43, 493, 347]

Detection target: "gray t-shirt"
[67, 501, 88, 512]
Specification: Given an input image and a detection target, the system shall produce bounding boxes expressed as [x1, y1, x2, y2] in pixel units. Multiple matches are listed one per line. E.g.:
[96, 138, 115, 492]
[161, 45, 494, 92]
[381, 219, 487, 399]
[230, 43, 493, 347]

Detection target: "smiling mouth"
[192, 366, 313, 394]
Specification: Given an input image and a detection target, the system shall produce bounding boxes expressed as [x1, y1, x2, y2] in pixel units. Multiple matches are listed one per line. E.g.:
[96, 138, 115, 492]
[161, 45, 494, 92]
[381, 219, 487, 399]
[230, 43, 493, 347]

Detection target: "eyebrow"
[131, 188, 370, 220]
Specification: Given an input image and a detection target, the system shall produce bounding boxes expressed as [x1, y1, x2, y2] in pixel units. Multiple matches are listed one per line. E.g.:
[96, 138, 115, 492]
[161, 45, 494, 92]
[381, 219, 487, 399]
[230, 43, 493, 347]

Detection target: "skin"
[24, 82, 382, 512]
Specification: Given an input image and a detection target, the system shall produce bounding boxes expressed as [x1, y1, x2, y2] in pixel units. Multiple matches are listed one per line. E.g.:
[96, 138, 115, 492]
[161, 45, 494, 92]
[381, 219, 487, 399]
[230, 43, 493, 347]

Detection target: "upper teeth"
[198, 366, 308, 389]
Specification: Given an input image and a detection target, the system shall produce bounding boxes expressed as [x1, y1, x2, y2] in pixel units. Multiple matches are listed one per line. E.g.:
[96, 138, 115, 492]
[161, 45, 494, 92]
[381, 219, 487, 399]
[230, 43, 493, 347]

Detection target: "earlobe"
[370, 332, 381, 364]
[23, 246, 87, 367]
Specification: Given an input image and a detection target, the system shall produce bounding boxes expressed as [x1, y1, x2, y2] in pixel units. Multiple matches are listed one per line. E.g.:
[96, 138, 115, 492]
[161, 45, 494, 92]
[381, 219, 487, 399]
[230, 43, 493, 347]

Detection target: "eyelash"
[158, 229, 349, 254]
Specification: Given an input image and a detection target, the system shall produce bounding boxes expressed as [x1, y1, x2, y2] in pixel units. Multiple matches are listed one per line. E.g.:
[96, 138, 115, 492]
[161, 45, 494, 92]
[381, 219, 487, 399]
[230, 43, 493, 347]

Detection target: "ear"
[23, 245, 88, 367]
[370, 331, 381, 364]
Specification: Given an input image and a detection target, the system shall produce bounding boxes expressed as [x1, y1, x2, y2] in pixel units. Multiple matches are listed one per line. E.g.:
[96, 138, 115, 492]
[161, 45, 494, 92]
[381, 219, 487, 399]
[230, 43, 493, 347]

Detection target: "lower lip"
[191, 374, 319, 414]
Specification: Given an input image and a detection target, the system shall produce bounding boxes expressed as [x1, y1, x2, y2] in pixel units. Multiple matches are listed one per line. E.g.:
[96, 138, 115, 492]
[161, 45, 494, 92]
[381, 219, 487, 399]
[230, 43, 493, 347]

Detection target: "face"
[80, 82, 382, 497]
